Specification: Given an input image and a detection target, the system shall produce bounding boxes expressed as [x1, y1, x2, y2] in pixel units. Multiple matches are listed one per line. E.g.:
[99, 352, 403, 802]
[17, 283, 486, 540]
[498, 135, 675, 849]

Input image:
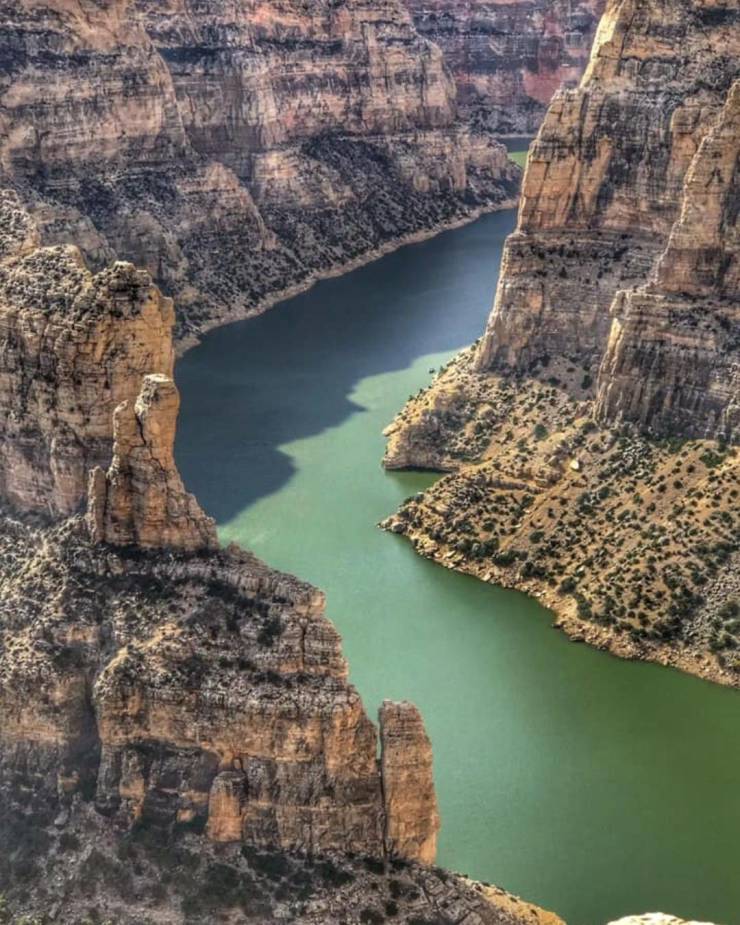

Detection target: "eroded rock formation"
[0, 192, 174, 517]
[379, 699, 440, 864]
[382, 0, 740, 685]
[476, 0, 740, 375]
[405, 0, 605, 134]
[595, 78, 740, 442]
[0, 0, 520, 342]
[0, 192, 439, 871]
[88, 374, 218, 551]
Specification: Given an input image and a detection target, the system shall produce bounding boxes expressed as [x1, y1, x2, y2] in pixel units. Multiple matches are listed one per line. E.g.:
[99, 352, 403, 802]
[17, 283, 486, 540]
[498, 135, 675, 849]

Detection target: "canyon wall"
[0, 191, 436, 867]
[595, 78, 740, 442]
[383, 0, 739, 685]
[0, 0, 519, 342]
[476, 0, 740, 379]
[0, 191, 174, 517]
[406, 0, 605, 134]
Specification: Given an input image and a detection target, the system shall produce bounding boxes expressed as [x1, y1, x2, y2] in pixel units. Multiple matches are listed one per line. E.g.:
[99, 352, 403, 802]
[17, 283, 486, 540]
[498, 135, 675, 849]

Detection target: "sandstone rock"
[406, 0, 605, 135]
[596, 79, 740, 441]
[0, 0, 519, 342]
[0, 194, 174, 516]
[87, 374, 218, 552]
[476, 0, 740, 373]
[0, 510, 446, 864]
[379, 699, 440, 864]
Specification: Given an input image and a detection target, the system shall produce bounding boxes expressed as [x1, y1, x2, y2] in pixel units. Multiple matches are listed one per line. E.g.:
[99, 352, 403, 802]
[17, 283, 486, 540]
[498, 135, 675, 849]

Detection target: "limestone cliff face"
[0, 192, 174, 517]
[595, 78, 740, 442]
[405, 0, 605, 135]
[379, 700, 440, 864]
[88, 375, 218, 551]
[476, 0, 740, 374]
[0, 0, 519, 342]
[0, 188, 443, 877]
[383, 0, 740, 686]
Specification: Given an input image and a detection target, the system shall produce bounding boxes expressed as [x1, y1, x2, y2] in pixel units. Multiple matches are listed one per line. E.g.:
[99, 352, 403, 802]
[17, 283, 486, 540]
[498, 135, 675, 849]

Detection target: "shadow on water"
[176, 211, 516, 521]
[175, 210, 740, 925]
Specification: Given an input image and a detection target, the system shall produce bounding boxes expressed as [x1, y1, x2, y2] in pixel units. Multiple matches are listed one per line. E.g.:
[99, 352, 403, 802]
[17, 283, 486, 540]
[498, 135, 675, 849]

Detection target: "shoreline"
[386, 523, 740, 690]
[176, 197, 518, 356]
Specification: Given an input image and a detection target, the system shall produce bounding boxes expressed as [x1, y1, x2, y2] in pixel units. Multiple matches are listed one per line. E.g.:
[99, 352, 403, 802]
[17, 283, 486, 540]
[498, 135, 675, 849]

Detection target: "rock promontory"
[383, 0, 740, 686]
[0, 192, 560, 925]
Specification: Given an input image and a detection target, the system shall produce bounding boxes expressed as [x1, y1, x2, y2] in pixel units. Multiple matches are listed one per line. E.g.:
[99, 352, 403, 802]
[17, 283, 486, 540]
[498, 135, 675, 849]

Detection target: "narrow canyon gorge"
[0, 192, 564, 923]
[0, 0, 736, 923]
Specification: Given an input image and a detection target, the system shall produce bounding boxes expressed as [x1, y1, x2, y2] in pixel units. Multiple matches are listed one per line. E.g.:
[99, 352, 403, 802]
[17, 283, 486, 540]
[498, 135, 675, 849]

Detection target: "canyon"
[383, 0, 740, 685]
[0, 192, 568, 924]
[406, 0, 605, 134]
[0, 0, 736, 922]
[0, 0, 521, 344]
[0, 0, 607, 348]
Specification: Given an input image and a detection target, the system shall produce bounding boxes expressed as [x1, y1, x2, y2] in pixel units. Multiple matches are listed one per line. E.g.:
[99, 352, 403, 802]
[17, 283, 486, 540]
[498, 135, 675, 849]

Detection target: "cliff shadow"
[175, 210, 516, 524]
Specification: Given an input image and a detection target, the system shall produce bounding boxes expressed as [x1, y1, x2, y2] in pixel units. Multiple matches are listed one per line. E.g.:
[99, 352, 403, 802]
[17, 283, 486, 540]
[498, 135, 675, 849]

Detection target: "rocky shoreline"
[176, 197, 518, 355]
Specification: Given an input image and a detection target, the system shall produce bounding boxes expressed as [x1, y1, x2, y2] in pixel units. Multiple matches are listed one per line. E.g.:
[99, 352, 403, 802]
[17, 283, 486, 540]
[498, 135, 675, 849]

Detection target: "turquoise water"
[176, 213, 740, 925]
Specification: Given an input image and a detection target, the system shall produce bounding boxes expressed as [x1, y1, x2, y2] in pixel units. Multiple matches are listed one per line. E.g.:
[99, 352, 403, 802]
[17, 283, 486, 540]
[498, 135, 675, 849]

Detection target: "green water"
[176, 213, 740, 925]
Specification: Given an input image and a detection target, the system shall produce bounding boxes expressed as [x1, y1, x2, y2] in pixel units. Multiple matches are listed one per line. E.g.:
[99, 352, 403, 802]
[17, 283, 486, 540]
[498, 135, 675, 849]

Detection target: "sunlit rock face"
[476, 0, 740, 380]
[0, 192, 174, 517]
[595, 78, 740, 443]
[0, 0, 519, 342]
[405, 0, 606, 134]
[87, 375, 219, 551]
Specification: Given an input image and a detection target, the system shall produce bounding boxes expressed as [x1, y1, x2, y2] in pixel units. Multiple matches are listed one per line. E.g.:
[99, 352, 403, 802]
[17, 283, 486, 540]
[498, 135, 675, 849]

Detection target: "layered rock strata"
[476, 0, 740, 374]
[405, 0, 605, 135]
[595, 79, 740, 442]
[379, 699, 440, 864]
[88, 375, 218, 551]
[0, 0, 520, 343]
[383, 0, 740, 685]
[0, 191, 174, 517]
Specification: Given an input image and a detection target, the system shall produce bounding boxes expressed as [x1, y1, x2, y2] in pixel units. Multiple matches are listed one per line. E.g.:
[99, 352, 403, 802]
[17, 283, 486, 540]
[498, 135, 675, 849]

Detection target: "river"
[176, 211, 740, 925]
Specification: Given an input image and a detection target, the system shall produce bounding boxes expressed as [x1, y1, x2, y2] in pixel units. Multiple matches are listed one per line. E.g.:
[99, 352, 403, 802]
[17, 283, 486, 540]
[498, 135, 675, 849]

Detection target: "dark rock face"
[0, 0, 520, 342]
[405, 0, 606, 135]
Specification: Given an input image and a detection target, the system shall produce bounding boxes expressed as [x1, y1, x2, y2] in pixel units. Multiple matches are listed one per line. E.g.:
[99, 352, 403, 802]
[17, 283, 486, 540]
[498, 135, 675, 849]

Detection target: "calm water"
[176, 213, 740, 925]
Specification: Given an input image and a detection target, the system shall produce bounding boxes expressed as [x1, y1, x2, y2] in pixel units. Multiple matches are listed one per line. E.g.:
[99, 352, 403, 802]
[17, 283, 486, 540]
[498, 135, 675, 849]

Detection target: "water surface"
[176, 213, 740, 925]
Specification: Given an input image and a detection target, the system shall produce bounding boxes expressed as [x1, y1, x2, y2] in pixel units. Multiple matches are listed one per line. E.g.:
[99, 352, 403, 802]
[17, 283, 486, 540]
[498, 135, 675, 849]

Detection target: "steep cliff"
[383, 0, 740, 686]
[595, 79, 740, 442]
[405, 0, 605, 135]
[87, 374, 218, 551]
[0, 191, 174, 517]
[0, 0, 520, 343]
[0, 194, 567, 925]
[476, 0, 740, 374]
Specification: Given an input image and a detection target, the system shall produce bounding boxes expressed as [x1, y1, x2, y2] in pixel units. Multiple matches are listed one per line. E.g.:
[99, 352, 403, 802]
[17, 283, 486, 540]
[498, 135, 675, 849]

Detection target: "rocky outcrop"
[405, 0, 605, 135]
[0, 0, 520, 343]
[595, 78, 740, 442]
[0, 513, 439, 869]
[476, 0, 740, 374]
[87, 375, 218, 551]
[0, 192, 174, 517]
[379, 699, 440, 864]
[382, 0, 740, 686]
